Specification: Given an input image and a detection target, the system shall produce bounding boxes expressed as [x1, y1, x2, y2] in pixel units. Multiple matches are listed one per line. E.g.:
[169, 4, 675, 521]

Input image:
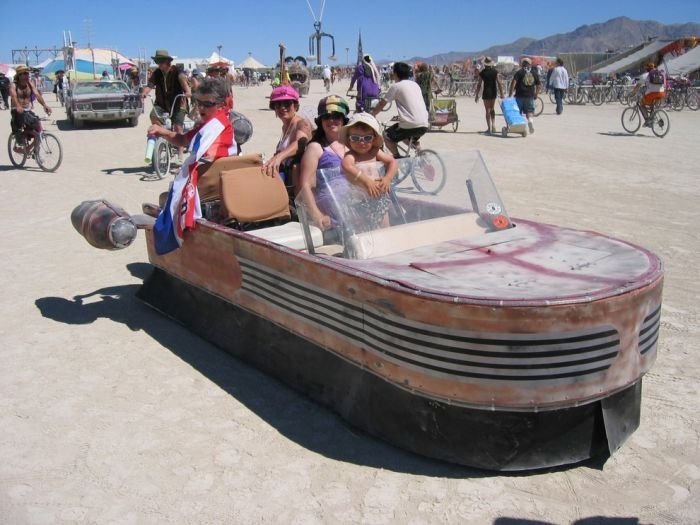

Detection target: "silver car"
[66, 80, 142, 128]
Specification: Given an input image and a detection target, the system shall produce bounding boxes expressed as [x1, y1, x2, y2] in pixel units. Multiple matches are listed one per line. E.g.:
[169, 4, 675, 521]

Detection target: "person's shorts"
[384, 123, 428, 144]
[515, 97, 535, 114]
[642, 92, 665, 107]
[150, 105, 187, 127]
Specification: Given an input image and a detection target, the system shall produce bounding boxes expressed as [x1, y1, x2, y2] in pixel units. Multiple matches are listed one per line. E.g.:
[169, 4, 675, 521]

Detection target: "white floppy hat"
[339, 112, 382, 145]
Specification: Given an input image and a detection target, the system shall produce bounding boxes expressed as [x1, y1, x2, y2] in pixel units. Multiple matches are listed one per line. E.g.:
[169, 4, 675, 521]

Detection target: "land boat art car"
[71, 151, 663, 471]
[66, 80, 141, 128]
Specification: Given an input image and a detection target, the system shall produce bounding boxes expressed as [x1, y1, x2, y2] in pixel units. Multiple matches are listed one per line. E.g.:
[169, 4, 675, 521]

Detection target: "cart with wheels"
[429, 99, 459, 132]
[500, 97, 528, 137]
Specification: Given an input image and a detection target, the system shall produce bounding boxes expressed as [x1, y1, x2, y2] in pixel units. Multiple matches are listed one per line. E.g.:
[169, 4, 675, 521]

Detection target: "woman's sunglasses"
[348, 134, 375, 143]
[273, 100, 294, 109]
[196, 99, 219, 108]
[321, 112, 344, 121]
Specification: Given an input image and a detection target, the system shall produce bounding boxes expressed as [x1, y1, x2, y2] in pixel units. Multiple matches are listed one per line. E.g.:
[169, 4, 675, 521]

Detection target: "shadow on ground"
[35, 262, 601, 478]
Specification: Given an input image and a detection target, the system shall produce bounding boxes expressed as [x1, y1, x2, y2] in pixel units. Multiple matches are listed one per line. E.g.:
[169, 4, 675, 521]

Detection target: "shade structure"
[41, 48, 132, 80]
[239, 56, 267, 69]
[593, 40, 669, 75]
[661, 45, 700, 76]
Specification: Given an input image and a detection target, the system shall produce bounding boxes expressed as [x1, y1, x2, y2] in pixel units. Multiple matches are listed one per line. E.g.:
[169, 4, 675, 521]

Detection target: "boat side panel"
[144, 223, 662, 410]
[138, 267, 636, 471]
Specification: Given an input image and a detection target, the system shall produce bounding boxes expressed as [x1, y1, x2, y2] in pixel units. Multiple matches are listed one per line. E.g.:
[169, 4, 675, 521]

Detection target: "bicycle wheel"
[549, 92, 556, 104]
[651, 109, 670, 138]
[621, 107, 641, 134]
[35, 132, 63, 172]
[391, 158, 412, 187]
[533, 96, 544, 117]
[410, 149, 446, 195]
[686, 91, 700, 111]
[152, 138, 171, 179]
[591, 88, 604, 106]
[7, 133, 28, 168]
[669, 93, 684, 111]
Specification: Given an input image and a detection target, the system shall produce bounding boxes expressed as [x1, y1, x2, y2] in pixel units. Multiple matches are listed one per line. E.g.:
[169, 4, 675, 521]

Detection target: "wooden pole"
[279, 43, 288, 85]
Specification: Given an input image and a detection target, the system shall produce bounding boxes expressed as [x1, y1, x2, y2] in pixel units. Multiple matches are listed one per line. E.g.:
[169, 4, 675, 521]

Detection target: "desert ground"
[1, 77, 698, 525]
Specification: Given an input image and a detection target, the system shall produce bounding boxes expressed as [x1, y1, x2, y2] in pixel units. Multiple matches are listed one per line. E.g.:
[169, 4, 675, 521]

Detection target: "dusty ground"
[1, 78, 698, 525]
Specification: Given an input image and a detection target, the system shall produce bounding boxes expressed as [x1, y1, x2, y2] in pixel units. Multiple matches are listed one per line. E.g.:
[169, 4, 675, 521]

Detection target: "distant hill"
[403, 16, 700, 64]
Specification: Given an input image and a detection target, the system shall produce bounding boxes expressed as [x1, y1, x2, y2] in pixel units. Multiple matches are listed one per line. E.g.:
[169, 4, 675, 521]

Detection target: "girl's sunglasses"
[348, 134, 375, 143]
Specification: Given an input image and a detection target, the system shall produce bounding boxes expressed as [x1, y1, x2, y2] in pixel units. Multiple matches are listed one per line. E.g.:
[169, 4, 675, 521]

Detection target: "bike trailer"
[501, 97, 528, 137]
[429, 99, 459, 132]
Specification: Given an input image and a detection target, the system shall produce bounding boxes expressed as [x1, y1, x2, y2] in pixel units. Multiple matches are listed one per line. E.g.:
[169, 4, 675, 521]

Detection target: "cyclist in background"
[9, 65, 52, 144]
[141, 49, 191, 162]
[371, 62, 429, 157]
[631, 61, 666, 126]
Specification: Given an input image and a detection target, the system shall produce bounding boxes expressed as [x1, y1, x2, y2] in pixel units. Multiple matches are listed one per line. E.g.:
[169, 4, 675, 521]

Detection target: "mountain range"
[407, 16, 700, 64]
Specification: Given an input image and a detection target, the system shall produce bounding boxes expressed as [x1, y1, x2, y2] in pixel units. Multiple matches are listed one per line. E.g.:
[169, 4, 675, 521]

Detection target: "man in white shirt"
[371, 62, 429, 157]
[322, 65, 332, 92]
[548, 57, 570, 115]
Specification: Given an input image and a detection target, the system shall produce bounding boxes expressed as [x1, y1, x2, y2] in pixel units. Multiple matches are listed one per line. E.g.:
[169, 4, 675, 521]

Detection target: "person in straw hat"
[141, 49, 191, 162]
[9, 64, 52, 144]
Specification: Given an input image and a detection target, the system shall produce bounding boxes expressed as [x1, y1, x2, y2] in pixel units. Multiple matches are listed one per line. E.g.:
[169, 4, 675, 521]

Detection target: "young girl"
[339, 113, 398, 229]
[340, 112, 397, 197]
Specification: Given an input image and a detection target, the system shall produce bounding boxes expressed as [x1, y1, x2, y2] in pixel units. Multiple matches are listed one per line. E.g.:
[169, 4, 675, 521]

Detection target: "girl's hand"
[311, 212, 331, 231]
[376, 178, 391, 194]
[360, 176, 381, 198]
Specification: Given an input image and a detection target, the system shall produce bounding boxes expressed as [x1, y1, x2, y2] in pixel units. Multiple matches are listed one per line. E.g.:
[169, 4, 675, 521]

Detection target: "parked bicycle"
[381, 120, 446, 195]
[663, 78, 700, 111]
[621, 99, 670, 138]
[8, 114, 63, 172]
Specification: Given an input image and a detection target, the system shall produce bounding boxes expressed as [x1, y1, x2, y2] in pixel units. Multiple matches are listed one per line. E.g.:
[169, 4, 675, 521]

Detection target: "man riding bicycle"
[631, 61, 666, 126]
[371, 61, 429, 157]
[141, 49, 191, 161]
[9, 65, 52, 145]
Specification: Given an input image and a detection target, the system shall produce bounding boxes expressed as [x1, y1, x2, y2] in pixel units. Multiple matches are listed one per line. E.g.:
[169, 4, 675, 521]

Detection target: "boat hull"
[138, 266, 641, 471]
[135, 217, 662, 471]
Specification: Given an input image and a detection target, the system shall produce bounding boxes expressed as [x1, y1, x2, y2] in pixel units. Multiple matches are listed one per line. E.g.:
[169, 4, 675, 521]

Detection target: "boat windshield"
[295, 150, 513, 259]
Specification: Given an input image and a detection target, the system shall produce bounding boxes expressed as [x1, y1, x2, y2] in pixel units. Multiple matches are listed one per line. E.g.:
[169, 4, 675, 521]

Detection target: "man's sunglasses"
[196, 99, 219, 108]
[348, 134, 375, 143]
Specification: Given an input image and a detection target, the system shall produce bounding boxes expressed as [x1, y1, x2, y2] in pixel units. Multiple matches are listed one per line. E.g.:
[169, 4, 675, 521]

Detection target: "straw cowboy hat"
[15, 65, 30, 75]
[151, 49, 173, 61]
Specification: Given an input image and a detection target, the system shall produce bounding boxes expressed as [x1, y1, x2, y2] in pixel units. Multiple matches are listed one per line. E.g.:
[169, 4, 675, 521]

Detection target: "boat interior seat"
[198, 153, 264, 204]
[245, 221, 324, 251]
[219, 161, 292, 230]
[346, 212, 484, 260]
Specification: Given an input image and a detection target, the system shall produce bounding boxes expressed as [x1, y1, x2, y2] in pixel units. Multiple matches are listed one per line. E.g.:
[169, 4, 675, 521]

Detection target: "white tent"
[206, 51, 234, 66]
[239, 56, 267, 69]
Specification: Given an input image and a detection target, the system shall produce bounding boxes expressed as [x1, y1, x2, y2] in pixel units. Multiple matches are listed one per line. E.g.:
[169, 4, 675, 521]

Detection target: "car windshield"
[294, 150, 513, 259]
[73, 81, 130, 95]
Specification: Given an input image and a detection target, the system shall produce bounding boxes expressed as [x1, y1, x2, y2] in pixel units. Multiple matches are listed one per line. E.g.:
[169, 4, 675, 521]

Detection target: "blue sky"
[2, 0, 699, 66]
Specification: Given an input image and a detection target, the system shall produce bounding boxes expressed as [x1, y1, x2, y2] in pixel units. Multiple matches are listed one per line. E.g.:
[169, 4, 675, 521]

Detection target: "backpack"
[648, 68, 664, 85]
[522, 70, 535, 87]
